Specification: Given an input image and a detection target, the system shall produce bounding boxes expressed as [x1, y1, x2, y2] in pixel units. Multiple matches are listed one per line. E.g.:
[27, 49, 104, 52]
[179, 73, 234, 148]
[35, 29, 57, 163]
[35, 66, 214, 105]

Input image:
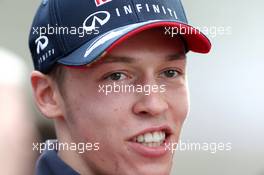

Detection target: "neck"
[55, 118, 93, 175]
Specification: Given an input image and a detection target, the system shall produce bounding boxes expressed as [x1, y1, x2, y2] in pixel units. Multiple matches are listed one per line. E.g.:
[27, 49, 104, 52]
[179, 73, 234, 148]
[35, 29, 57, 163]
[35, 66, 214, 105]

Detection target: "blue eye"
[161, 69, 179, 78]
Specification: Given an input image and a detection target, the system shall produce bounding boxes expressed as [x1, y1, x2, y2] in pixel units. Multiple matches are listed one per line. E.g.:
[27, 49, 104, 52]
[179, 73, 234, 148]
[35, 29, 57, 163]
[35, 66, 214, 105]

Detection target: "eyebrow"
[166, 53, 186, 61]
[98, 53, 186, 64]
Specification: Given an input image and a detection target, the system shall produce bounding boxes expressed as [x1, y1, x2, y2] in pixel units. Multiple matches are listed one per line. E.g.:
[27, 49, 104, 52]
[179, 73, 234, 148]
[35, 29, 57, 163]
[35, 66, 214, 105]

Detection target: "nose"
[132, 92, 169, 117]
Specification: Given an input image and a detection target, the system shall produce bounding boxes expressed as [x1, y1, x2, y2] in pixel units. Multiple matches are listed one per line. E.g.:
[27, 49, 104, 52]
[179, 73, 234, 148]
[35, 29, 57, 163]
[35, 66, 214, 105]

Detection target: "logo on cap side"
[35, 36, 49, 54]
[95, 0, 112, 7]
[35, 35, 55, 65]
[83, 11, 110, 32]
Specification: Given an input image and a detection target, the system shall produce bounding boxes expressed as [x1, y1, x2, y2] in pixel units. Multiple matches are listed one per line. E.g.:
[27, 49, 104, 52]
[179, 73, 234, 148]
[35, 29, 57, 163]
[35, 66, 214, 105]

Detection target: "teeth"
[144, 133, 153, 142]
[153, 132, 160, 142]
[137, 135, 144, 142]
[134, 131, 166, 147]
[161, 132, 166, 140]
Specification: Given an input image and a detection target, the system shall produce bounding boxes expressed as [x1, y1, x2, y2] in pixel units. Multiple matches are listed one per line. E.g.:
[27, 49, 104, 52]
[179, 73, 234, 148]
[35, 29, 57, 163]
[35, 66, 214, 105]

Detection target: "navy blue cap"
[29, 0, 211, 74]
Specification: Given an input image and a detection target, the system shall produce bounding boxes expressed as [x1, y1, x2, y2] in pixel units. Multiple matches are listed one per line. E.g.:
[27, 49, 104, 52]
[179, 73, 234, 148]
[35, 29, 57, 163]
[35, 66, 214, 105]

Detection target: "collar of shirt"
[35, 140, 80, 175]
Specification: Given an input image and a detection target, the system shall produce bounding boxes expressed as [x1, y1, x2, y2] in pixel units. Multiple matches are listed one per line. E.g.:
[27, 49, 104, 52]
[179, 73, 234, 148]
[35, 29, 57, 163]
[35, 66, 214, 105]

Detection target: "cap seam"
[50, 0, 66, 53]
[130, 0, 140, 22]
[54, 0, 68, 52]
[179, 0, 188, 23]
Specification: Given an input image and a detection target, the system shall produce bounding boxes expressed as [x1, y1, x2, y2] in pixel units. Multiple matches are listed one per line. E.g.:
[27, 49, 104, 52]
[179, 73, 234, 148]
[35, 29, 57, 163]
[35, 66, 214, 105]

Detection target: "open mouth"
[129, 127, 172, 148]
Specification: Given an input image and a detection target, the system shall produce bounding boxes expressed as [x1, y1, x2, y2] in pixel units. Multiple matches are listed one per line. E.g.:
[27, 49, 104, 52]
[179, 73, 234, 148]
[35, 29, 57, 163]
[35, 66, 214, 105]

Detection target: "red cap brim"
[107, 21, 211, 54]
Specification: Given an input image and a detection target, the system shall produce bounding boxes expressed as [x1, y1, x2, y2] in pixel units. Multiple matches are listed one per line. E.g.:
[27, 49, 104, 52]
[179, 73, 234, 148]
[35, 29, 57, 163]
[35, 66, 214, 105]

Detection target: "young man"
[29, 0, 211, 174]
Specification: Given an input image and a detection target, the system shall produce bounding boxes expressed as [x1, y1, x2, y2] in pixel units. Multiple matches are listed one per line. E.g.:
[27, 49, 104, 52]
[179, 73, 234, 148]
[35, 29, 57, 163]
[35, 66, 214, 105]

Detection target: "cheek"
[166, 84, 189, 124]
[63, 87, 132, 144]
[63, 90, 136, 170]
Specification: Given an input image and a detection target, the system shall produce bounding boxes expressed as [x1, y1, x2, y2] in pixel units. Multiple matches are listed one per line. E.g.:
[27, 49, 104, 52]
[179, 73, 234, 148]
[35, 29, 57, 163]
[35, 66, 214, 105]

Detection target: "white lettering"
[136, 4, 143, 13]
[114, 4, 179, 20]
[162, 6, 166, 14]
[145, 4, 150, 12]
[167, 8, 173, 17]
[115, 8, 120, 16]
[152, 5, 160, 13]
[124, 5, 132, 15]
[174, 11, 178, 19]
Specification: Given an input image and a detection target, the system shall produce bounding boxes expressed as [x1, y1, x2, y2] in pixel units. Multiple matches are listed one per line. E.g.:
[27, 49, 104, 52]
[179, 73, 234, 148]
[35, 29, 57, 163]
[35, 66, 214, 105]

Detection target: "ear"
[31, 71, 63, 119]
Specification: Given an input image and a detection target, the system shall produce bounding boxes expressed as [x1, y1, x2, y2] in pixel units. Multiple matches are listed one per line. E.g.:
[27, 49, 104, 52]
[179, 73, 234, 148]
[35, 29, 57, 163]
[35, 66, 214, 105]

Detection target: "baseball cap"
[29, 0, 211, 74]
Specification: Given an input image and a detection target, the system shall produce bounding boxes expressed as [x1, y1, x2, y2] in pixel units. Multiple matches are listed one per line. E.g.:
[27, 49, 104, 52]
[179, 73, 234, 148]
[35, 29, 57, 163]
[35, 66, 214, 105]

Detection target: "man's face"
[60, 29, 189, 175]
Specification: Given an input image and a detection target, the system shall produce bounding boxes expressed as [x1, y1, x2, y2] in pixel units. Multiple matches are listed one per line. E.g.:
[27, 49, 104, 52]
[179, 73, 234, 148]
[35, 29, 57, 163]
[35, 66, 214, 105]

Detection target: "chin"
[130, 163, 172, 175]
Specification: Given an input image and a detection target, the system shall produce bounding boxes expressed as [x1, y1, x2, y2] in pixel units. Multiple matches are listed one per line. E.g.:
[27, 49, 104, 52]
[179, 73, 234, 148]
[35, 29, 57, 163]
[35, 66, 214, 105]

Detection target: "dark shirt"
[35, 140, 80, 175]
